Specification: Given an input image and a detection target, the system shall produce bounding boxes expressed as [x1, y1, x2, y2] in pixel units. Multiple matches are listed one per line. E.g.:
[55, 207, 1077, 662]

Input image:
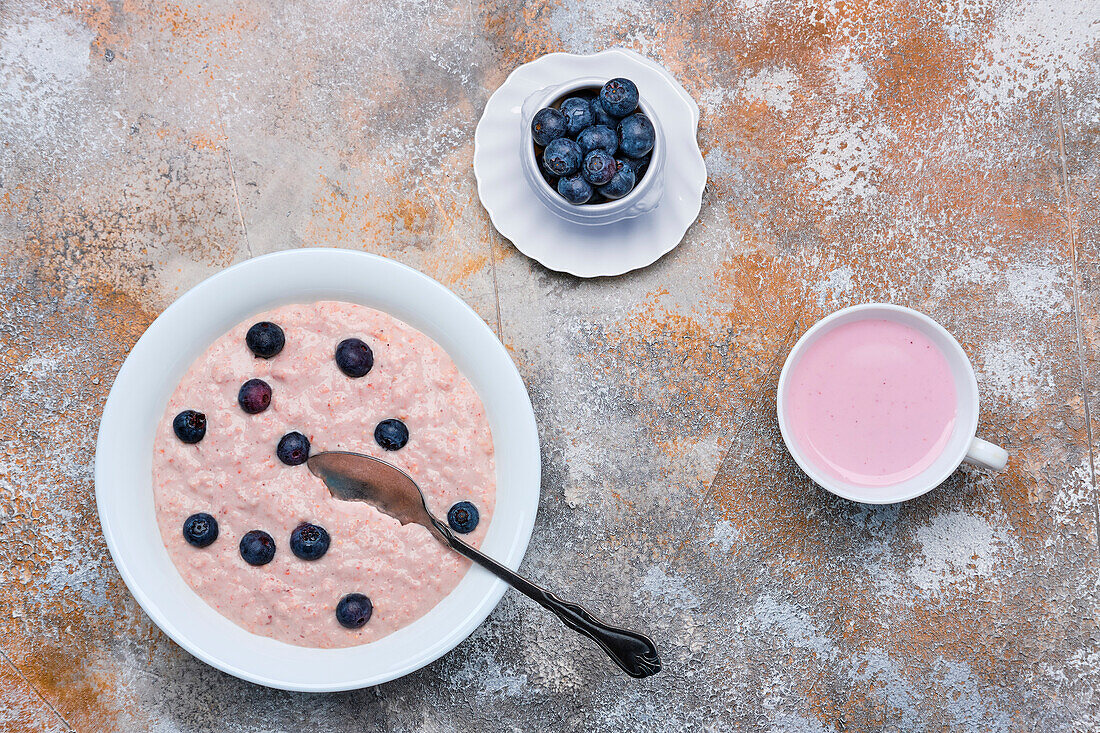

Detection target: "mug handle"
[964, 437, 1008, 472]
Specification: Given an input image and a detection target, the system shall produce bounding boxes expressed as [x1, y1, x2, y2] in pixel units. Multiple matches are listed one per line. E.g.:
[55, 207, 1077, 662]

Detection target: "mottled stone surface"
[2, 0, 1100, 730]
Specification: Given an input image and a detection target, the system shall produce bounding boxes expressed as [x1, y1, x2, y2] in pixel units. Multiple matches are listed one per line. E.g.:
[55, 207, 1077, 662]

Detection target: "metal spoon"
[307, 451, 661, 678]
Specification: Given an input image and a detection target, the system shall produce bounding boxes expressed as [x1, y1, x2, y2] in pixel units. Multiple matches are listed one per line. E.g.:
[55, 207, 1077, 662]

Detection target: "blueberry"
[173, 410, 207, 444]
[617, 113, 655, 158]
[590, 97, 617, 127]
[557, 174, 593, 205]
[335, 338, 374, 378]
[599, 158, 637, 199]
[581, 149, 616, 186]
[559, 96, 594, 135]
[239, 529, 275, 566]
[531, 107, 568, 147]
[599, 78, 639, 117]
[374, 418, 409, 451]
[543, 137, 582, 177]
[182, 512, 218, 548]
[538, 157, 559, 187]
[577, 125, 618, 156]
[336, 592, 373, 629]
[245, 322, 285, 359]
[277, 431, 310, 465]
[237, 378, 272, 414]
[447, 501, 480, 534]
[290, 522, 330, 561]
[623, 153, 651, 176]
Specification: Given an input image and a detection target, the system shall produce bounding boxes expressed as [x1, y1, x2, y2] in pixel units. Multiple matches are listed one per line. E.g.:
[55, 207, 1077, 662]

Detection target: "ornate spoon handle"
[429, 518, 661, 678]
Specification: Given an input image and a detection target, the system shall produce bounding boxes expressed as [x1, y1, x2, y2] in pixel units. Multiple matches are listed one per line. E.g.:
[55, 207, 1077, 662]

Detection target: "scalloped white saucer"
[474, 49, 707, 278]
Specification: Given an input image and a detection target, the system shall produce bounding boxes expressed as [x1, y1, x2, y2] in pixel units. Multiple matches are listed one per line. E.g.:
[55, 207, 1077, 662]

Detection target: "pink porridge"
[152, 301, 495, 648]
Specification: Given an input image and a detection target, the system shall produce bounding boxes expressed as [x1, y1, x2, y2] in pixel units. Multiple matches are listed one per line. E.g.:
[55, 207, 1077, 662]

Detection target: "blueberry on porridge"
[173, 409, 206, 444]
[237, 378, 272, 414]
[182, 512, 218, 548]
[447, 502, 479, 534]
[239, 529, 276, 566]
[373, 418, 409, 451]
[245, 321, 285, 359]
[276, 431, 310, 466]
[335, 337, 374, 378]
[336, 593, 374, 629]
[290, 522, 330, 561]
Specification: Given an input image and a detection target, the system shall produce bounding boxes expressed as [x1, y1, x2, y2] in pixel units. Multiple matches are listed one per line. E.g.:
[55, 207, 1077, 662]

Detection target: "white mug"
[776, 303, 1008, 504]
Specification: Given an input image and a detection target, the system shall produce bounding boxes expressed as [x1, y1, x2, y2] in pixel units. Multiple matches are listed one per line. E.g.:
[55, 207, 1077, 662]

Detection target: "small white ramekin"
[473, 48, 706, 277]
[520, 78, 665, 226]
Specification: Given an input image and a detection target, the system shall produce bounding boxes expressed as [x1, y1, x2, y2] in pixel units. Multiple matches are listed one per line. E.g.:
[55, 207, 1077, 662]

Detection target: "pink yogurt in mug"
[784, 318, 957, 488]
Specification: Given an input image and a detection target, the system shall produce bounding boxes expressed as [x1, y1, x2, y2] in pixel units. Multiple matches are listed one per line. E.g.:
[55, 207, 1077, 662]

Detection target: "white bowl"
[474, 48, 706, 278]
[94, 249, 541, 691]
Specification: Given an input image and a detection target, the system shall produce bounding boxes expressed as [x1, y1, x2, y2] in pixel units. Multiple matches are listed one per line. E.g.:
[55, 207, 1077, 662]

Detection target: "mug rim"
[776, 303, 981, 504]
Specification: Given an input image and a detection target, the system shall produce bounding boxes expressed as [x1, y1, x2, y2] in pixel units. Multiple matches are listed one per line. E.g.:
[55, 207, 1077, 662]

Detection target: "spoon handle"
[431, 520, 661, 678]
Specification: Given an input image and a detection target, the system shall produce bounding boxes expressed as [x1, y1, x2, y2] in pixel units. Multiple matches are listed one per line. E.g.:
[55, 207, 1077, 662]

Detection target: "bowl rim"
[525, 76, 662, 212]
[94, 248, 541, 691]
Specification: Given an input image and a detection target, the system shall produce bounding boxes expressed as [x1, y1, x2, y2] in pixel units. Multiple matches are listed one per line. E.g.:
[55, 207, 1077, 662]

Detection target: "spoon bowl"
[307, 451, 449, 541]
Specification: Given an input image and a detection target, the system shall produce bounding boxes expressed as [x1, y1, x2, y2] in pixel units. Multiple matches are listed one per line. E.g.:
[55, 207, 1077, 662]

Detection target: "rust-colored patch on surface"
[62, 0, 126, 54]
[303, 161, 496, 290]
[0, 659, 69, 733]
[0, 268, 156, 730]
[12, 644, 131, 732]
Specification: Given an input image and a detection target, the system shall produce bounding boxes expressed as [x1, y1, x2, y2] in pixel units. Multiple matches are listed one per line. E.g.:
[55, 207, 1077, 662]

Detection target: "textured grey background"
[2, 0, 1100, 730]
